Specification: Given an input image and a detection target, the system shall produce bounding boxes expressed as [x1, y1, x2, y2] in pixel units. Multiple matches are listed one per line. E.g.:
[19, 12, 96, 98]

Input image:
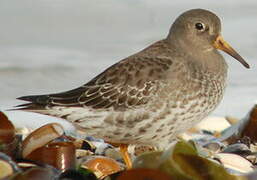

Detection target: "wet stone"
[203, 142, 223, 152]
[222, 143, 251, 156]
[59, 169, 97, 180]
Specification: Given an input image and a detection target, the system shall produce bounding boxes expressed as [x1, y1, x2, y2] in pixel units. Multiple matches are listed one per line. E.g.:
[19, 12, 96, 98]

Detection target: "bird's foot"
[119, 144, 132, 169]
[107, 142, 132, 169]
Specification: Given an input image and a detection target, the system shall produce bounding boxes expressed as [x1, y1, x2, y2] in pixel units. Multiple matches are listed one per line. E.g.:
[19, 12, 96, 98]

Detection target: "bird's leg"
[106, 141, 132, 169]
[119, 144, 132, 169]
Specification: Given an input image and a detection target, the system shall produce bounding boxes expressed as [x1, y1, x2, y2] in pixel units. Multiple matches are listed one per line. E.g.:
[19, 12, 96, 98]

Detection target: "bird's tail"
[11, 95, 50, 112]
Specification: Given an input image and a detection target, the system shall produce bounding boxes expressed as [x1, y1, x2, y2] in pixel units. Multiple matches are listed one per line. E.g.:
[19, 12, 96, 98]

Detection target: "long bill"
[213, 35, 250, 69]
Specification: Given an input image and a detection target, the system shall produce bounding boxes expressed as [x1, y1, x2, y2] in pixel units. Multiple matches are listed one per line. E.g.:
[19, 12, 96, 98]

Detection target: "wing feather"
[17, 44, 174, 111]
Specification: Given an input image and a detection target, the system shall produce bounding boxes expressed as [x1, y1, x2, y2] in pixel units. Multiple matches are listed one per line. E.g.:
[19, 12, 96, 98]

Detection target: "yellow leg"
[119, 144, 132, 169]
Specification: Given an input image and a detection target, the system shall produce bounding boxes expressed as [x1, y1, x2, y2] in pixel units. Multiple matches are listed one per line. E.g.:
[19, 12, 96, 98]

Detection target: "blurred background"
[0, 0, 256, 129]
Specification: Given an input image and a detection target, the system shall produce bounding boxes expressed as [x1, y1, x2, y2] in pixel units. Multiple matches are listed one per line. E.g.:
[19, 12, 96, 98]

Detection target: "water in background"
[0, 0, 256, 129]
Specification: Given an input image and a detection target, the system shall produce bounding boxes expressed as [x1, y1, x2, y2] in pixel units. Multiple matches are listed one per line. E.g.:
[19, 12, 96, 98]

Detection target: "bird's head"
[167, 9, 250, 69]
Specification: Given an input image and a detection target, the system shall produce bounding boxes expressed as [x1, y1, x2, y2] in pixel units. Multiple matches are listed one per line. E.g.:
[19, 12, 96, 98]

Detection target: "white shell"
[216, 153, 253, 173]
[192, 116, 231, 133]
[0, 160, 13, 179]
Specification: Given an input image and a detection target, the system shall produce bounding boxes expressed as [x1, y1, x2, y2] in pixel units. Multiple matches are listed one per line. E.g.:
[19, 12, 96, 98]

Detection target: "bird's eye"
[195, 22, 205, 31]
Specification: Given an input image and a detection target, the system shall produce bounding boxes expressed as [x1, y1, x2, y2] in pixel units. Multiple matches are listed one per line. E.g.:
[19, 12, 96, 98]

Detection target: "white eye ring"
[195, 22, 205, 31]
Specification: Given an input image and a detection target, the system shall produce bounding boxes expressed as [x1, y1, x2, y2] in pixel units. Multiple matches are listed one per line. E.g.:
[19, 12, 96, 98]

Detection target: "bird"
[15, 9, 250, 168]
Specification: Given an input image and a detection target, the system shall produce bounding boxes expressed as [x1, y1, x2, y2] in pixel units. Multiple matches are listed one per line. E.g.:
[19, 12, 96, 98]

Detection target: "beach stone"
[191, 116, 231, 133]
[216, 153, 253, 173]
[222, 143, 251, 155]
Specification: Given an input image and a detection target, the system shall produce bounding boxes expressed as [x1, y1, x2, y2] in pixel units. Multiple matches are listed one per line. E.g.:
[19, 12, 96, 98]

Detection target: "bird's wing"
[16, 55, 173, 111]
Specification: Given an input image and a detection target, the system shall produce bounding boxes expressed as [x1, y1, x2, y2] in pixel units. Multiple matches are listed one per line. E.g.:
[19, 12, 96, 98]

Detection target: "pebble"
[216, 153, 253, 173]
